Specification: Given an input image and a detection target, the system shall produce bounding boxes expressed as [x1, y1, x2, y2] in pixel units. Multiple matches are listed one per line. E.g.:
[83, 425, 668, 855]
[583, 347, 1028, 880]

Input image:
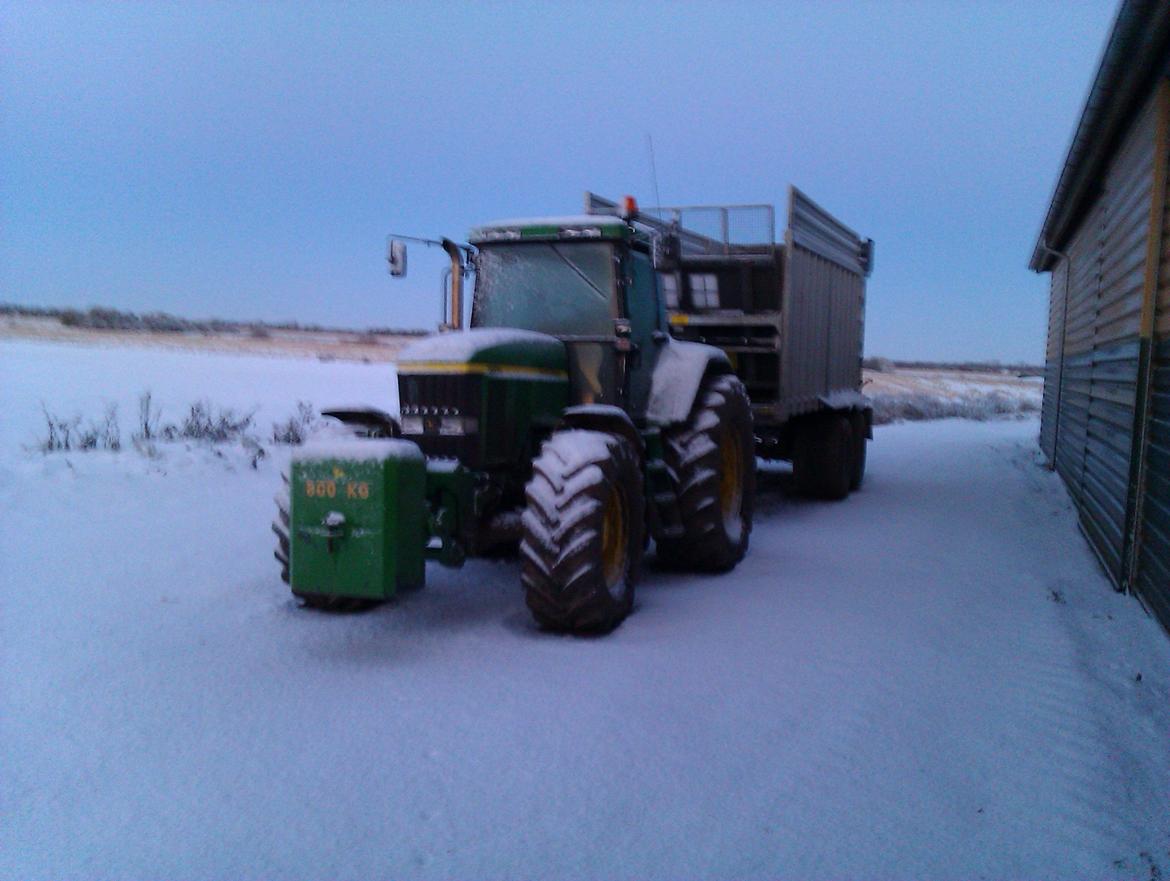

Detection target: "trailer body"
[586, 188, 873, 459]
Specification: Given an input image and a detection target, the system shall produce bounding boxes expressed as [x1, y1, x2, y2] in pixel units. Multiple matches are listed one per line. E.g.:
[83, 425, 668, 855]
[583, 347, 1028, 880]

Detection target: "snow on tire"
[656, 373, 755, 571]
[520, 429, 644, 633]
[273, 473, 291, 584]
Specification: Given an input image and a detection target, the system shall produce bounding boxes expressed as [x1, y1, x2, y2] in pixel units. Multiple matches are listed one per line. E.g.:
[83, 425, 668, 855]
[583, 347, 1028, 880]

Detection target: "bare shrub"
[37, 403, 120, 452]
[272, 402, 318, 445]
[77, 405, 121, 451]
[37, 404, 80, 452]
[133, 392, 162, 444]
[164, 401, 256, 443]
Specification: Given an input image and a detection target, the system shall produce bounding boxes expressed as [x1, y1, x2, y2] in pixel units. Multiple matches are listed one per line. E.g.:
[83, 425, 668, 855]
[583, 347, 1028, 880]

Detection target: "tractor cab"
[467, 215, 666, 417]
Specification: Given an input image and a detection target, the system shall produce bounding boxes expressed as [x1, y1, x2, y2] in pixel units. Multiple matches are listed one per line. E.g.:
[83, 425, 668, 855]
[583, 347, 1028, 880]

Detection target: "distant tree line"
[863, 356, 1042, 376]
[0, 302, 427, 338]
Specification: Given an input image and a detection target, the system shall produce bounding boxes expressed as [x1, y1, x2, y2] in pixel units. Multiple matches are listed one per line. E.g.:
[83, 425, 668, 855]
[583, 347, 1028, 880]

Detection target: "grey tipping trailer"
[587, 187, 874, 498]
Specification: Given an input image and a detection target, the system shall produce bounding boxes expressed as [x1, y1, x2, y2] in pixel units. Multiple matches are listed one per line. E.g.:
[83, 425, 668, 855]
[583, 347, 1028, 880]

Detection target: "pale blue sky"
[2, 1, 1115, 362]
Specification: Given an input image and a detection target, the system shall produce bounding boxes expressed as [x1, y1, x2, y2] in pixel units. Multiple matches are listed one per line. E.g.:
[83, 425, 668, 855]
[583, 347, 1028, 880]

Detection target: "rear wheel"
[521, 430, 644, 633]
[656, 373, 755, 571]
[793, 413, 852, 501]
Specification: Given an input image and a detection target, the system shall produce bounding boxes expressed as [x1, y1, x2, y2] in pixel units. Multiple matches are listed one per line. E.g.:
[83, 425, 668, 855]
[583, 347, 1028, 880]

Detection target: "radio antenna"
[646, 133, 663, 214]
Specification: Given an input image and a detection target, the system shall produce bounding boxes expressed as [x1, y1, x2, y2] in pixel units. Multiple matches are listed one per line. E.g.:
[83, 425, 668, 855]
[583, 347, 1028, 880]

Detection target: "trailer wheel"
[793, 413, 852, 501]
[849, 410, 868, 491]
[657, 373, 755, 571]
[521, 430, 644, 633]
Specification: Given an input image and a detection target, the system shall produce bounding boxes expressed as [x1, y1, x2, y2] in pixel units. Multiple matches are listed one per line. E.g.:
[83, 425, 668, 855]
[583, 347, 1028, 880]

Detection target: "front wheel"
[520, 430, 644, 633]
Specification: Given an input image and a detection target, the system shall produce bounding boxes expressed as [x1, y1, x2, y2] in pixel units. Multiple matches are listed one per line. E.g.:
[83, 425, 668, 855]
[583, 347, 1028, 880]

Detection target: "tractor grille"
[398, 372, 482, 465]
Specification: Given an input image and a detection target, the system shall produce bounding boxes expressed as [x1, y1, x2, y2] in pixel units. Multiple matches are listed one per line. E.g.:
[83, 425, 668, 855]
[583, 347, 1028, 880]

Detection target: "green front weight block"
[289, 439, 426, 600]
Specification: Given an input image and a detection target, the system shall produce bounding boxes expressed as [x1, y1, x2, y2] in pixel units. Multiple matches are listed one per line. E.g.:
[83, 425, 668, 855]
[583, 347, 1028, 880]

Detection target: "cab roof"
[469, 215, 632, 244]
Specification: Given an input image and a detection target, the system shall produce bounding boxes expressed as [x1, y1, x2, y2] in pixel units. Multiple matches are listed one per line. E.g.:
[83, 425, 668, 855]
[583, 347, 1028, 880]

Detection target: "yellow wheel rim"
[719, 427, 744, 536]
[600, 485, 628, 593]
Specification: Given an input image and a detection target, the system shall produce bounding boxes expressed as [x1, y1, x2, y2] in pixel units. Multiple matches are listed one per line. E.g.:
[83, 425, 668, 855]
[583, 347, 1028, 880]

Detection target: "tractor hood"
[396, 328, 566, 374]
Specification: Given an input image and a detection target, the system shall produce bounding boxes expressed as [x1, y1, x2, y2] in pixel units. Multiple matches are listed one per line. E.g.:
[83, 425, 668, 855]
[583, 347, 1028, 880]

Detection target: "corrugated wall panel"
[1041, 261, 1068, 461]
[1075, 94, 1155, 582]
[1134, 79, 1170, 632]
[1053, 199, 1103, 501]
[1137, 337, 1170, 625]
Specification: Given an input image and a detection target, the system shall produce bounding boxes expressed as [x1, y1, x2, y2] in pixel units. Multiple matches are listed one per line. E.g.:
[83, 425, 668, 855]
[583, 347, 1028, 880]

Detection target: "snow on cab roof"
[474, 214, 628, 230]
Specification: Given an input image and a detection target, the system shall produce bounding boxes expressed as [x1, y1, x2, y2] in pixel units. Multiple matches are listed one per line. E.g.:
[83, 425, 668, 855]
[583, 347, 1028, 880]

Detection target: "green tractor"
[273, 196, 756, 632]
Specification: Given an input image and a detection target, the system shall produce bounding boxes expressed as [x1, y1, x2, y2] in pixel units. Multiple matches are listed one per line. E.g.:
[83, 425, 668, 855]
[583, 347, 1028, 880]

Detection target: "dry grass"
[2, 316, 414, 362]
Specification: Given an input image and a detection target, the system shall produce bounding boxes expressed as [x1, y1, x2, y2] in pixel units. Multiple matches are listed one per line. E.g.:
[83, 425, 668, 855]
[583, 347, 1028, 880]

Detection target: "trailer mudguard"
[645, 339, 732, 425]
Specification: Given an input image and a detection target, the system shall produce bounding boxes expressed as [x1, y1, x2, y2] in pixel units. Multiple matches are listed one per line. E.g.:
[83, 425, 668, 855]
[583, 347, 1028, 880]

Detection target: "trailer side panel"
[778, 187, 869, 419]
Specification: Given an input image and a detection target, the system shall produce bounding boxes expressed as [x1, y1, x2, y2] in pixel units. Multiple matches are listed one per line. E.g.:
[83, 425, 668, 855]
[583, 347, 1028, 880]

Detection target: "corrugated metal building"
[1030, 0, 1170, 632]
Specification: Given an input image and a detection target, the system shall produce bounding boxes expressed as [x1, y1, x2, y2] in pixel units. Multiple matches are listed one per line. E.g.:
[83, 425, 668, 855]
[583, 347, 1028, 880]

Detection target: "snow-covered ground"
[2, 340, 1168, 880]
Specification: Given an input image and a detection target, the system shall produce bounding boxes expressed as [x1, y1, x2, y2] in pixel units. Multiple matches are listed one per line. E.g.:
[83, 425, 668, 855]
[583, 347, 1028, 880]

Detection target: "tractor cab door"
[623, 249, 666, 417]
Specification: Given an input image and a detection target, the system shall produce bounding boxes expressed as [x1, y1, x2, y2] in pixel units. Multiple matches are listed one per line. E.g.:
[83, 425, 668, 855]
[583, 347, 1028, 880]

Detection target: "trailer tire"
[656, 373, 755, 571]
[521, 430, 644, 633]
[793, 413, 852, 501]
[849, 410, 868, 491]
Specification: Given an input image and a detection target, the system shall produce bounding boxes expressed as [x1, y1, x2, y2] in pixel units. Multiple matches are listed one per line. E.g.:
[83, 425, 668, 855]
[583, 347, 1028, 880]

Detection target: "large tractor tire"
[656, 373, 755, 571]
[848, 410, 868, 491]
[273, 470, 371, 612]
[521, 429, 644, 633]
[793, 413, 852, 501]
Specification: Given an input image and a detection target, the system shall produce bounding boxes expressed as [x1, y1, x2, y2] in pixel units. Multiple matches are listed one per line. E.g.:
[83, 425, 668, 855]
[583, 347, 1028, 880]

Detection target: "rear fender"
[646, 340, 731, 425]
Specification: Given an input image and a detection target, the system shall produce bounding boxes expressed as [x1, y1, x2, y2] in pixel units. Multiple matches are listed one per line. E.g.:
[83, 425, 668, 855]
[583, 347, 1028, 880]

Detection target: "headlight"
[439, 416, 478, 436]
[400, 414, 477, 435]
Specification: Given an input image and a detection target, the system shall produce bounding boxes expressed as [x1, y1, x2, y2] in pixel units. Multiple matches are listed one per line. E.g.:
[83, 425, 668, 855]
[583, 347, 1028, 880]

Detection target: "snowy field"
[2, 339, 1168, 881]
[864, 367, 1042, 424]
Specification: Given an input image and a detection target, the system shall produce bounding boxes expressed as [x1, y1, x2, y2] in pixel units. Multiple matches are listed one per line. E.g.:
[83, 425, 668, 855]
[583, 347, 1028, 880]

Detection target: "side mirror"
[387, 240, 407, 277]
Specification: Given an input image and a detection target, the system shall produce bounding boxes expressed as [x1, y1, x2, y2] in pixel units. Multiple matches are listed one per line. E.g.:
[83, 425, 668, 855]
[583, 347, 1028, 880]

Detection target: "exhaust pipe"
[441, 238, 463, 330]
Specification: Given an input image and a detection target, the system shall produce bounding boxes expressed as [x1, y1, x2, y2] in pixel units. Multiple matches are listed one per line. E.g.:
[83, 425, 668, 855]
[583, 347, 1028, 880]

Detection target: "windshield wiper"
[551, 245, 608, 302]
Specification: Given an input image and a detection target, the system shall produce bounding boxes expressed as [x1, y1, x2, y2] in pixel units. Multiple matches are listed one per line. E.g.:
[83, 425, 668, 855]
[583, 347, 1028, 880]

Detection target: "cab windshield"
[471, 242, 616, 336]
